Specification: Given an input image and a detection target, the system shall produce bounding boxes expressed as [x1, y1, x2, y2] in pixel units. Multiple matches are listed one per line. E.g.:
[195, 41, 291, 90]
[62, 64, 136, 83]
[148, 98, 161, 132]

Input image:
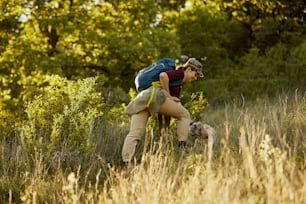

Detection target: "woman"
[122, 58, 203, 163]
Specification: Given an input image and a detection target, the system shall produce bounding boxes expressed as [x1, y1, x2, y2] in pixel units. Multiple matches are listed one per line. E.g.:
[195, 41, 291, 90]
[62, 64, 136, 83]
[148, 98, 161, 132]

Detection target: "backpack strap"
[146, 81, 161, 108]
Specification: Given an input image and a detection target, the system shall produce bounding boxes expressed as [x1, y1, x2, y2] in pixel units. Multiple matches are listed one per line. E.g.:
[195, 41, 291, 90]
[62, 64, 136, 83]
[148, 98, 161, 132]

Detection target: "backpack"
[135, 58, 182, 92]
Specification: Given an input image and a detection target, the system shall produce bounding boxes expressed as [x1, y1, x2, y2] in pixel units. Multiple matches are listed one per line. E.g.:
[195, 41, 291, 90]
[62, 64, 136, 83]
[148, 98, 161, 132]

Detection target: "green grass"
[1, 91, 305, 203]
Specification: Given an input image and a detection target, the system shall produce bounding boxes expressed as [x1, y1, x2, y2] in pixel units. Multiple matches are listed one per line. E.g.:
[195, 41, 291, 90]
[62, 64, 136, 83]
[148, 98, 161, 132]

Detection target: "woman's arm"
[159, 72, 180, 102]
[159, 72, 170, 95]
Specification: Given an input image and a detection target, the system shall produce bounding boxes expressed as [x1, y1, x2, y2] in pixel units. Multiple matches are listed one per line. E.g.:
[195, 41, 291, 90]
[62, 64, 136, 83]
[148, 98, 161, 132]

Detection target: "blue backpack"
[135, 58, 182, 92]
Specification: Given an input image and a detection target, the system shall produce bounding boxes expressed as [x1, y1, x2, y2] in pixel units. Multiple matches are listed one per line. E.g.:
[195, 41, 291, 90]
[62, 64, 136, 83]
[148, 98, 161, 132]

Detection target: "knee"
[181, 108, 190, 119]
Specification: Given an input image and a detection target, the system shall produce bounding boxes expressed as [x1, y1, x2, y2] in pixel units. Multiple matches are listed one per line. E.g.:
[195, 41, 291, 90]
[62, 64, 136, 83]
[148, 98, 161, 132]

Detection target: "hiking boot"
[121, 160, 129, 167]
[178, 141, 187, 148]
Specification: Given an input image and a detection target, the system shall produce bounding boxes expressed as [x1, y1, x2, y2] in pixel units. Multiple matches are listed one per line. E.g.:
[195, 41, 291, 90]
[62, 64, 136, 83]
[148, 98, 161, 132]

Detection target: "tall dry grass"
[3, 91, 306, 203]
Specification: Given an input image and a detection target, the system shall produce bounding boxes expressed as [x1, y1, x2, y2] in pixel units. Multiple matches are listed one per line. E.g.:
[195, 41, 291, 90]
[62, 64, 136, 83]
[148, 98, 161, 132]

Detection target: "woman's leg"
[122, 110, 150, 162]
[158, 98, 191, 142]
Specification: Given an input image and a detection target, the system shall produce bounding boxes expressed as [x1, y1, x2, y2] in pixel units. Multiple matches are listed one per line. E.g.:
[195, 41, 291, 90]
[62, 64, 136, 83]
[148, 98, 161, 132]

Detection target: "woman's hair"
[176, 64, 196, 72]
[176, 64, 188, 70]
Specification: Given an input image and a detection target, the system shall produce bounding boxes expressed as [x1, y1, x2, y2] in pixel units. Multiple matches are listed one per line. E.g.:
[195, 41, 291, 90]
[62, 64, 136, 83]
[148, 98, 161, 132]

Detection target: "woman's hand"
[169, 96, 181, 102]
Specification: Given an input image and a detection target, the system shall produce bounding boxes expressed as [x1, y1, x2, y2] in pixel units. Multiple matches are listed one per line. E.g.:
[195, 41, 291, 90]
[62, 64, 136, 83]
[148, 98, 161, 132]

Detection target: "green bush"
[20, 75, 107, 169]
[184, 91, 209, 121]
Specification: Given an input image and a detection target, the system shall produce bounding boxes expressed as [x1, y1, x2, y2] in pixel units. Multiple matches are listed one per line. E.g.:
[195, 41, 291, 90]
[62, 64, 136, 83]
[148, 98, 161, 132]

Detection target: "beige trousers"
[122, 97, 191, 162]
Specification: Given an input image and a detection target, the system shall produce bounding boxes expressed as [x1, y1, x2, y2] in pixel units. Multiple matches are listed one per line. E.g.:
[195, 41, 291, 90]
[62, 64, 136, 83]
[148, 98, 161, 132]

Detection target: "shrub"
[20, 75, 106, 169]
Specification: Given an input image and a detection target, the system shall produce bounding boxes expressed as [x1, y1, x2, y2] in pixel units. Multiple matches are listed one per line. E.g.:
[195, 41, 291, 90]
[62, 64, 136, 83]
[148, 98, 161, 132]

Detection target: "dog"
[189, 121, 216, 141]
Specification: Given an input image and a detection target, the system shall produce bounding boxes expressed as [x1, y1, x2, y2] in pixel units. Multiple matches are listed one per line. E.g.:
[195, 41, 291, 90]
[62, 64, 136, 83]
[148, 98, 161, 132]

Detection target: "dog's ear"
[190, 121, 195, 125]
[201, 126, 209, 139]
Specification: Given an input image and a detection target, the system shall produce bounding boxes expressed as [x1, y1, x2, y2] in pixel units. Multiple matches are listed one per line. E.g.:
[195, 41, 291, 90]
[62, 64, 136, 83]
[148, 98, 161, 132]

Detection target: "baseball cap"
[184, 58, 204, 77]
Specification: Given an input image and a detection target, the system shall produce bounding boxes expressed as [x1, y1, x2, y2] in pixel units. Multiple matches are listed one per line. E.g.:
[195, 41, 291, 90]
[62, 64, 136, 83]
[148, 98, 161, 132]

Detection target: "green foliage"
[0, 109, 17, 142]
[175, 0, 305, 104]
[230, 42, 306, 100]
[176, 5, 230, 63]
[184, 91, 208, 121]
[20, 75, 106, 168]
[1, 0, 305, 111]
[0, 0, 183, 110]
[253, 17, 280, 53]
[288, 38, 306, 88]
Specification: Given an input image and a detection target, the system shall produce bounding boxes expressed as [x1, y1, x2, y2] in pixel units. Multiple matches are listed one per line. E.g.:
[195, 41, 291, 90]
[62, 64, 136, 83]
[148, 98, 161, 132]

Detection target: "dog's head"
[189, 121, 216, 140]
[189, 121, 208, 139]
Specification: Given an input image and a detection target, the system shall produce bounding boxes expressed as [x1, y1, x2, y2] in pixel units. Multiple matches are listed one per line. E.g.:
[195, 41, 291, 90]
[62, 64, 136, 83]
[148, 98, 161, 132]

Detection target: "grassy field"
[1, 91, 305, 203]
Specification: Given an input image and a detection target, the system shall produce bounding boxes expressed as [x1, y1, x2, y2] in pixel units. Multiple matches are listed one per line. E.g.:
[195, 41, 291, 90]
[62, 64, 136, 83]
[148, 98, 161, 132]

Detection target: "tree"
[175, 0, 306, 103]
[0, 0, 183, 114]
